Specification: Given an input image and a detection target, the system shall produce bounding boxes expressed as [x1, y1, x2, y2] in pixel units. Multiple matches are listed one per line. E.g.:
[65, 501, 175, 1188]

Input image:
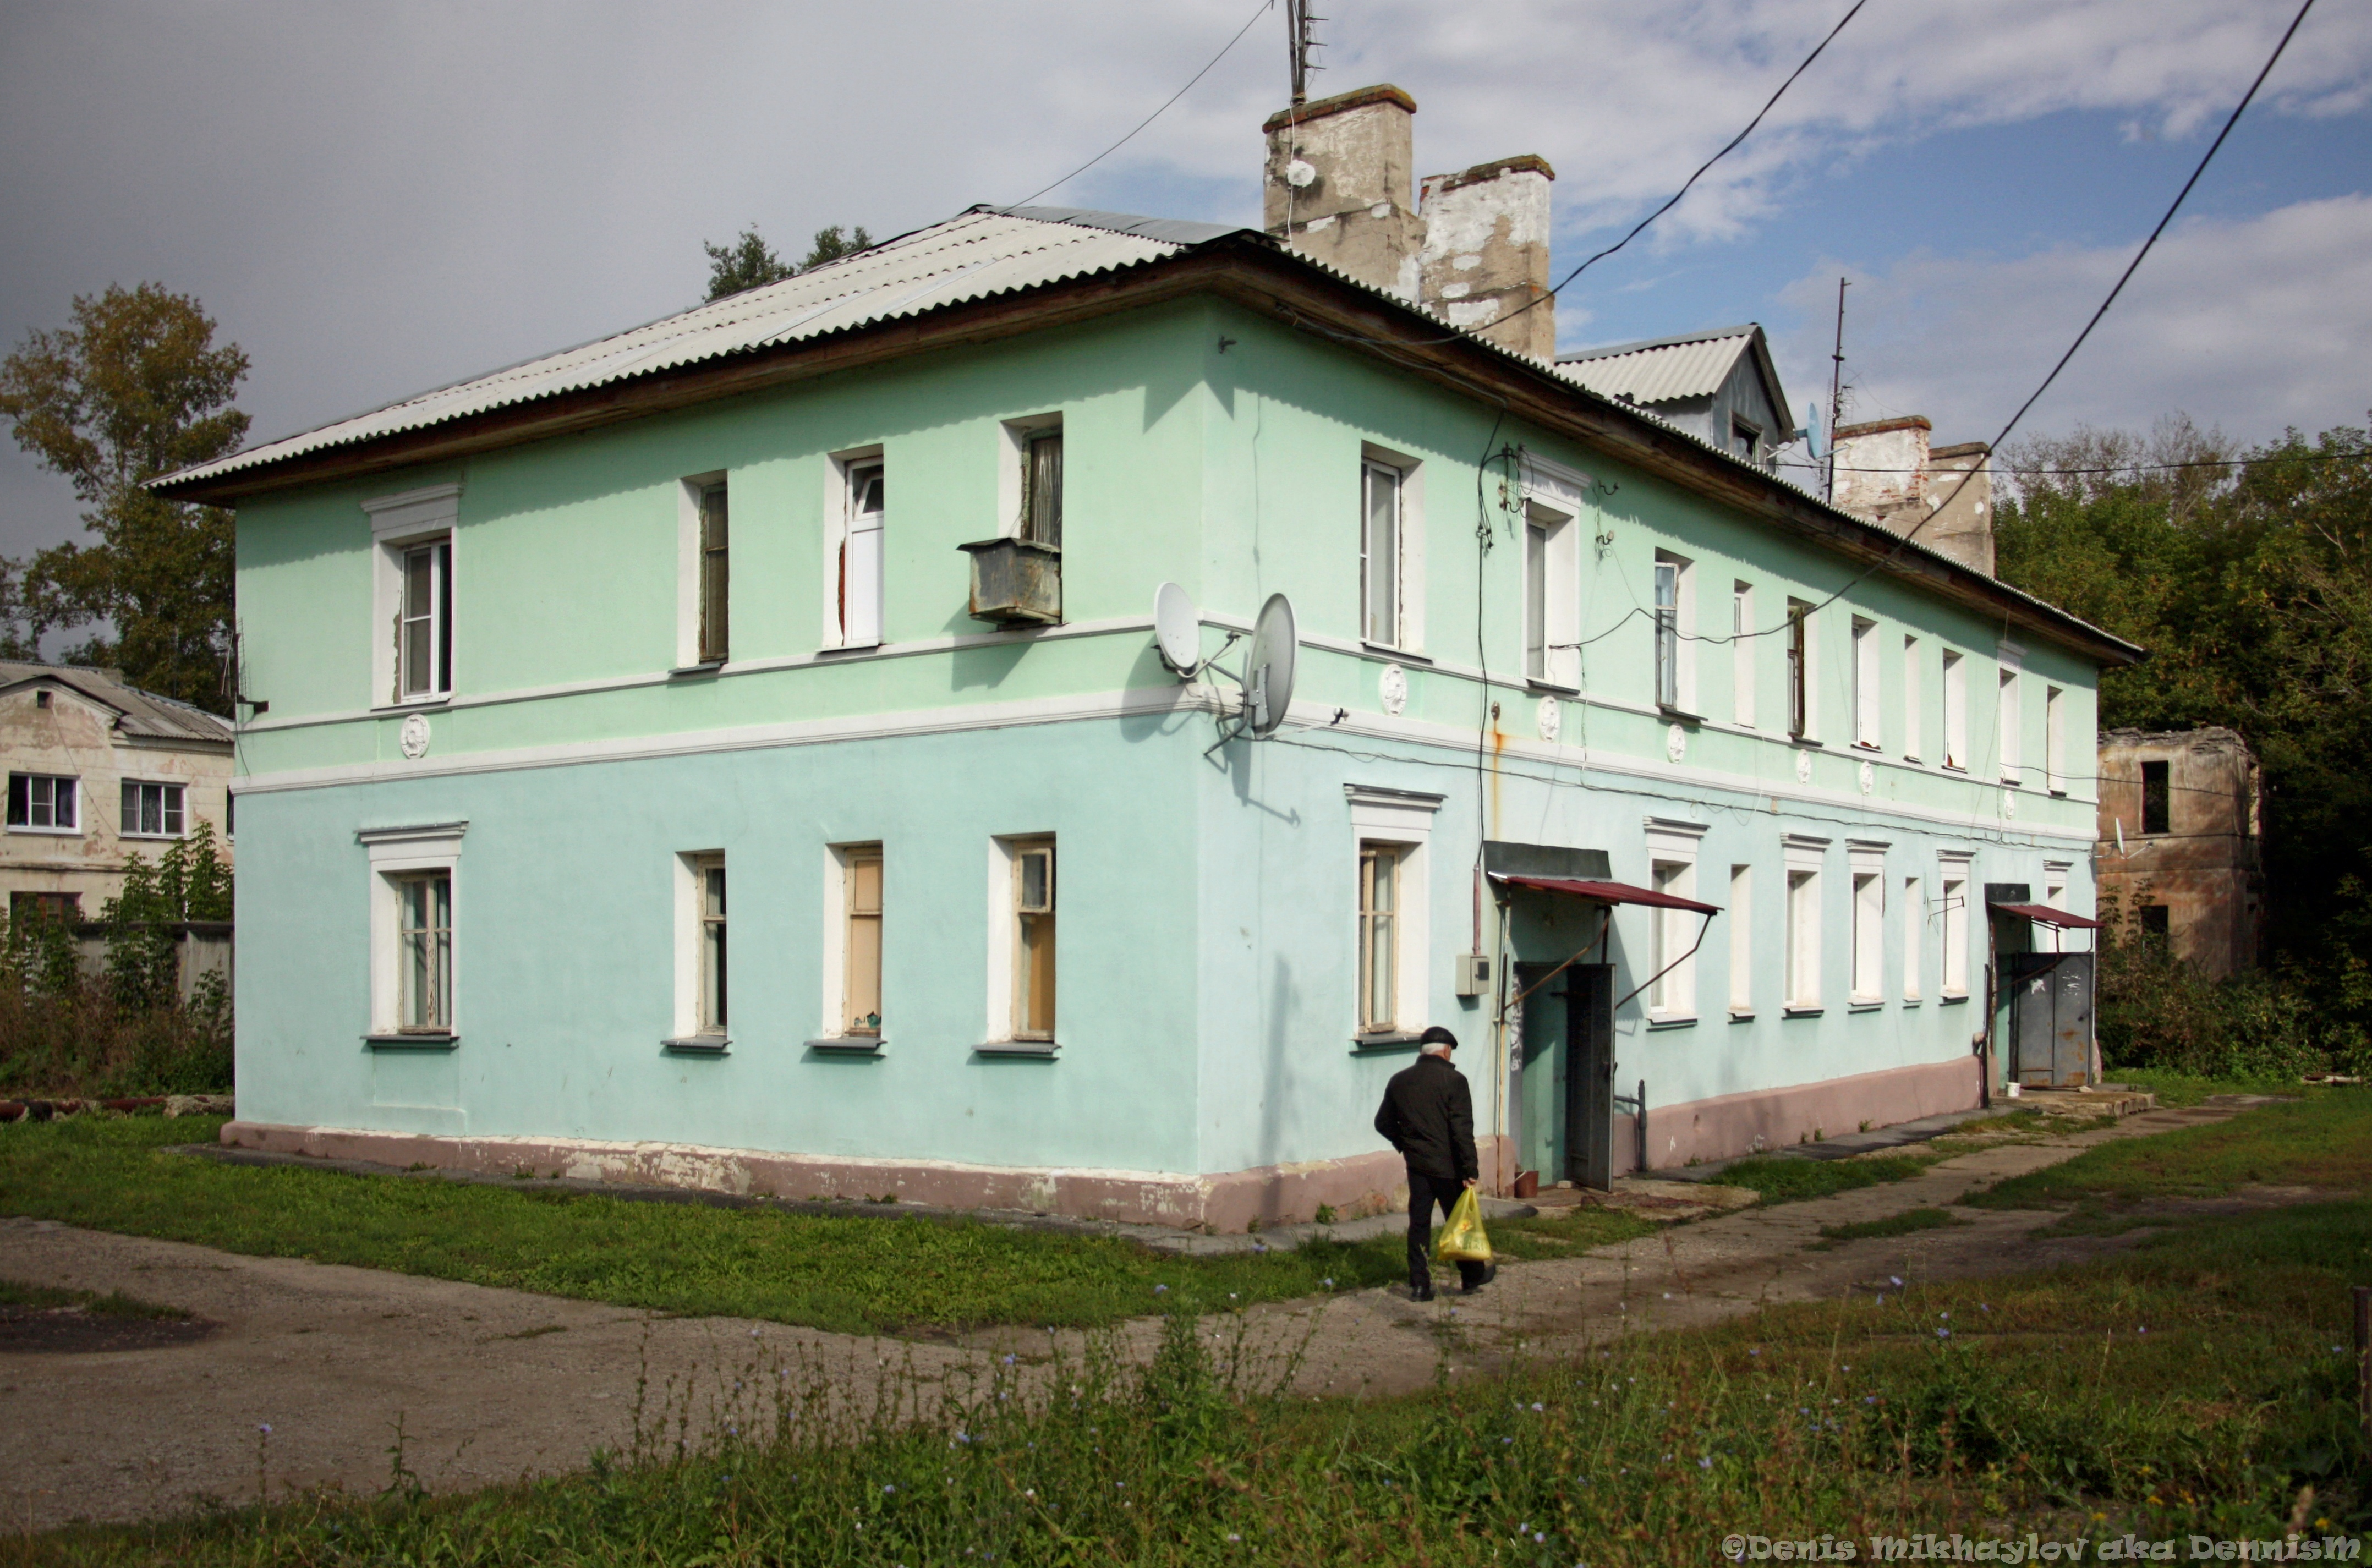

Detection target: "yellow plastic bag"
[1433, 1187, 1493, 1264]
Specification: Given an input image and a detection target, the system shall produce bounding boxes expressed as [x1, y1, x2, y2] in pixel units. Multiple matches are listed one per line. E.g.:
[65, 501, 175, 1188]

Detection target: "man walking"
[1373, 1025, 1497, 1300]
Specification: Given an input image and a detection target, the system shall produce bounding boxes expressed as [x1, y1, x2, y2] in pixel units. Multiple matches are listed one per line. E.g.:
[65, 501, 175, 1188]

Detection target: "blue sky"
[3, 0, 2368, 558]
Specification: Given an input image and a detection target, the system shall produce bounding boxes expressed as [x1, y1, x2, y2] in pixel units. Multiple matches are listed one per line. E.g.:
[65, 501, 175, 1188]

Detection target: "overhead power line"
[1005, 0, 1275, 212]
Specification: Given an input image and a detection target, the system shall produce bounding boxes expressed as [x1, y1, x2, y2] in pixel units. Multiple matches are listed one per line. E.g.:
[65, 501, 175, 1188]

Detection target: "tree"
[702, 223, 875, 301]
[0, 283, 248, 711]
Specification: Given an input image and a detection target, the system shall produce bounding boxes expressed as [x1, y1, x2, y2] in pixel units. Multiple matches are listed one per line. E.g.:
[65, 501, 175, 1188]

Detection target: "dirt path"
[0, 1098, 2258, 1531]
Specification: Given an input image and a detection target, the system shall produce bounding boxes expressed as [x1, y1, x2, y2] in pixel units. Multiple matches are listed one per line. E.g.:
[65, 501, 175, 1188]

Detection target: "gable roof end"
[0, 661, 234, 745]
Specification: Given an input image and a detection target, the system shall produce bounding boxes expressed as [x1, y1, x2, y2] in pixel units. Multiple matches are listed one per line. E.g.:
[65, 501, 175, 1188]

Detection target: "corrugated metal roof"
[162, 209, 1220, 490]
[1555, 325, 1760, 407]
[0, 661, 234, 745]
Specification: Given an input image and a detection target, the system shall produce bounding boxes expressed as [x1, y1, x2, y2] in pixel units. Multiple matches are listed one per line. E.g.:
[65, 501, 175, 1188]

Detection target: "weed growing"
[1968, 1089, 2372, 1213]
[1805, 1208, 1969, 1250]
[0, 1278, 189, 1319]
[1715, 1153, 1940, 1205]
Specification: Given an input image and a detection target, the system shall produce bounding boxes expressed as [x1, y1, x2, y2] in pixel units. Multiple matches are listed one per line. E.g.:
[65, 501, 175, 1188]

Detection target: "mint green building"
[160, 193, 2135, 1227]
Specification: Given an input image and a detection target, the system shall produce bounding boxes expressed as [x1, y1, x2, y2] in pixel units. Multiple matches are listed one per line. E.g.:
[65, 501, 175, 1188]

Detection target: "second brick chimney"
[1830, 416, 1996, 576]
[1417, 156, 1557, 362]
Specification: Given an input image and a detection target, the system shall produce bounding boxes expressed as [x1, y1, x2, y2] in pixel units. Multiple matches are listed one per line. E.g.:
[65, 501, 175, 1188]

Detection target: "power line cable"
[1005, 0, 1274, 211]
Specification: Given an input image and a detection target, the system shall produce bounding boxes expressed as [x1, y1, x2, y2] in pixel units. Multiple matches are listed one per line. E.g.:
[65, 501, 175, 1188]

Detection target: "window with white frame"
[1942, 651, 1968, 770]
[363, 483, 461, 705]
[1018, 423, 1062, 547]
[671, 851, 727, 1042]
[1644, 820, 1705, 1021]
[1011, 840, 1056, 1041]
[1997, 661, 2022, 783]
[2045, 686, 2067, 794]
[696, 481, 730, 664]
[1358, 841, 1403, 1033]
[120, 781, 184, 838]
[1902, 635, 1922, 760]
[1785, 599, 1813, 738]
[1732, 583, 1755, 727]
[1902, 874, 1923, 1000]
[1346, 785, 1439, 1040]
[842, 845, 883, 1035]
[1728, 864, 1753, 1014]
[2044, 862, 2070, 953]
[1523, 504, 1580, 687]
[362, 822, 464, 1040]
[1851, 617, 1881, 749]
[1783, 836, 1827, 1010]
[7, 773, 77, 832]
[836, 456, 885, 648]
[1849, 843, 1886, 1004]
[1939, 857, 1971, 997]
[1652, 552, 1694, 711]
[1361, 459, 1404, 647]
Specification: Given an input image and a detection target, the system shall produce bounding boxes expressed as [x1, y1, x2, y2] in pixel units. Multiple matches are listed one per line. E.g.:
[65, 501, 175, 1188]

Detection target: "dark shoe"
[1411, 1282, 1435, 1301]
[1465, 1263, 1498, 1293]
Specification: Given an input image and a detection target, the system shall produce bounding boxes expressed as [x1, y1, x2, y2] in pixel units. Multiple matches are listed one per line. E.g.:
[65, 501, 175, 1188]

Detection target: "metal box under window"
[958, 537, 1062, 626]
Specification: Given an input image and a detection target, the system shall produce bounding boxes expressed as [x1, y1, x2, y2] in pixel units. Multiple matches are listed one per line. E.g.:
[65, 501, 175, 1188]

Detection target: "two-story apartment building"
[1, 661, 235, 923]
[155, 86, 2136, 1227]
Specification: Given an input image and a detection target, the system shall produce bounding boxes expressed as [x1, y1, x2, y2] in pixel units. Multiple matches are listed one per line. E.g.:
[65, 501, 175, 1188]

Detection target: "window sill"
[372, 697, 451, 714]
[1646, 1015, 1697, 1030]
[365, 1032, 457, 1049]
[2048, 787, 2068, 798]
[1351, 1032, 1425, 1054]
[1902, 997, 1923, 1008]
[1789, 735, 1823, 748]
[1941, 763, 1968, 774]
[815, 642, 881, 657]
[1938, 991, 1970, 1005]
[807, 1036, 884, 1055]
[1360, 642, 1430, 665]
[4, 826, 83, 837]
[1658, 705, 1703, 725]
[976, 1040, 1059, 1057]
[662, 1034, 730, 1054]
[1852, 741, 1883, 753]
[1782, 1005, 1823, 1018]
[668, 662, 725, 679]
[1526, 678, 1579, 697]
[1903, 754, 1924, 765]
[120, 832, 188, 842]
[1848, 1000, 1885, 1012]
[1728, 1010, 1755, 1023]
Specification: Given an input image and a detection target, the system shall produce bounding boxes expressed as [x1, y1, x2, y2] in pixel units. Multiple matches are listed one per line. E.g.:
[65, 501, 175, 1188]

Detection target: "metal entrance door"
[1516, 962, 1616, 1189]
[2003, 951, 2094, 1088]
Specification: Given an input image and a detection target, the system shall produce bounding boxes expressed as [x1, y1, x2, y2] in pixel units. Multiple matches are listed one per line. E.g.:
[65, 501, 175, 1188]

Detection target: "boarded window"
[1358, 842, 1400, 1033]
[1013, 841, 1055, 1040]
[698, 481, 730, 663]
[2141, 761, 2171, 835]
[843, 848, 883, 1035]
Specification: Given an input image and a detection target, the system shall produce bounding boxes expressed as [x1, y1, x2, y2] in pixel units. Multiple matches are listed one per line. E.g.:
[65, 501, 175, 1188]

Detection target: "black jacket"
[1374, 1052, 1477, 1182]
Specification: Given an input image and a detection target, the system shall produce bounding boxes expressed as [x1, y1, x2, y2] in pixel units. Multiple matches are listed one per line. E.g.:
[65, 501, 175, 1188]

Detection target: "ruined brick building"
[2093, 727, 2263, 978]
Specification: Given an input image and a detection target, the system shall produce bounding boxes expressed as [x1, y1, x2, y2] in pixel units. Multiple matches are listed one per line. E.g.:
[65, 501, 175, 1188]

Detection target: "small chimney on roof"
[1263, 85, 1426, 301]
[1830, 416, 1996, 576]
[1418, 156, 1557, 362]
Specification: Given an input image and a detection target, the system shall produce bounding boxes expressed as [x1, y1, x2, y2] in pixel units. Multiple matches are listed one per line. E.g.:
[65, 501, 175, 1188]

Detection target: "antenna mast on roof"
[1288, 0, 1323, 107]
[1825, 277, 1849, 505]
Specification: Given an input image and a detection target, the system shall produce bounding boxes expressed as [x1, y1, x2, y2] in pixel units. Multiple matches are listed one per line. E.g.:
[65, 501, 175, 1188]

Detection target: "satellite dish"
[1244, 593, 1298, 738]
[1153, 582, 1199, 676]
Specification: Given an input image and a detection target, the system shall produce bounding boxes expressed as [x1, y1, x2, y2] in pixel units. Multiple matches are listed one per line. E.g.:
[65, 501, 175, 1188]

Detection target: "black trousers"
[1406, 1169, 1487, 1292]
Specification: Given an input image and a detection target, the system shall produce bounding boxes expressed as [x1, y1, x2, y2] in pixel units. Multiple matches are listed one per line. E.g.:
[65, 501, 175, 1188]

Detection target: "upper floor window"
[1731, 583, 1755, 727]
[839, 458, 885, 648]
[6, 773, 76, 832]
[1902, 635, 1922, 760]
[1941, 650, 1968, 769]
[1730, 417, 1761, 463]
[1523, 502, 1577, 688]
[697, 480, 730, 664]
[2141, 761, 2171, 835]
[2045, 686, 2067, 794]
[363, 482, 462, 706]
[121, 781, 185, 839]
[1653, 552, 1694, 712]
[1021, 430, 1062, 547]
[1851, 617, 1881, 749]
[398, 539, 452, 700]
[1361, 459, 1404, 647]
[1997, 666, 2022, 782]
[1785, 599, 1812, 738]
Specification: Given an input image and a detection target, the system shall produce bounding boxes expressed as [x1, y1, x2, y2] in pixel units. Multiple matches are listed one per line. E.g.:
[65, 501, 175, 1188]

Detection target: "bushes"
[0, 824, 233, 1098]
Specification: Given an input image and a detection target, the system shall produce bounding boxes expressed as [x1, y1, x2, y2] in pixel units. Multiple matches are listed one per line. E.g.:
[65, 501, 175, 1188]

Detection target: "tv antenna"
[1825, 276, 1848, 503]
[1288, 0, 1323, 106]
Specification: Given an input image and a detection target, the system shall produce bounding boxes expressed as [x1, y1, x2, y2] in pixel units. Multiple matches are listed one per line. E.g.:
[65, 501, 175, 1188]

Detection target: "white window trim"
[1360, 444, 1425, 655]
[1902, 634, 1922, 762]
[1848, 841, 1888, 1005]
[823, 447, 885, 651]
[676, 473, 728, 669]
[1942, 650, 1968, 771]
[673, 849, 726, 1042]
[118, 777, 189, 841]
[1521, 497, 1580, 690]
[1348, 785, 1440, 1039]
[1783, 834, 1828, 1011]
[1850, 616, 1881, 750]
[1902, 874, 1924, 1002]
[997, 414, 1061, 540]
[363, 483, 461, 709]
[6, 773, 81, 836]
[1997, 661, 2023, 785]
[1787, 599, 1818, 740]
[1727, 863, 1753, 1016]
[1732, 582, 1756, 729]
[361, 821, 465, 1039]
[819, 841, 885, 1042]
[2045, 685, 2067, 795]
[1643, 819, 1706, 1022]
[984, 832, 1059, 1048]
[1938, 852, 1974, 999]
[2043, 861, 2073, 953]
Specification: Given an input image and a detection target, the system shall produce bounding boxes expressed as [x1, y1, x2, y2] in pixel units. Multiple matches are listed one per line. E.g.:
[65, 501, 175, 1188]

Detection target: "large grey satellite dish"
[1243, 593, 1297, 738]
[1152, 582, 1199, 676]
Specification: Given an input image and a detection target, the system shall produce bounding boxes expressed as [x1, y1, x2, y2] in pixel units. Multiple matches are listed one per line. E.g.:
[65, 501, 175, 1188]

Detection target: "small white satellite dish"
[1243, 593, 1298, 738]
[1285, 158, 1317, 189]
[1153, 582, 1199, 676]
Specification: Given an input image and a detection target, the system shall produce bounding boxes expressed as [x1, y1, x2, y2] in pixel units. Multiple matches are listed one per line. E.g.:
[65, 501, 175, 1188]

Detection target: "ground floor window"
[392, 871, 452, 1032]
[1358, 841, 1402, 1033]
[1940, 867, 1971, 996]
[1012, 840, 1055, 1040]
[842, 846, 883, 1035]
[1785, 869, 1821, 1008]
[1648, 859, 1697, 1018]
[697, 856, 727, 1034]
[8, 890, 80, 924]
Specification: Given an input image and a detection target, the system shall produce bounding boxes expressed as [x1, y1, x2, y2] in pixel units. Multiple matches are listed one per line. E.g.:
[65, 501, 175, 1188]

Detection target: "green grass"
[1968, 1088, 2372, 1213]
[1714, 1152, 1941, 1205]
[2107, 1066, 2323, 1108]
[25, 1180, 2370, 1564]
[0, 1278, 188, 1319]
[0, 1115, 1433, 1334]
[1805, 1206, 1969, 1249]
[1485, 1205, 1659, 1259]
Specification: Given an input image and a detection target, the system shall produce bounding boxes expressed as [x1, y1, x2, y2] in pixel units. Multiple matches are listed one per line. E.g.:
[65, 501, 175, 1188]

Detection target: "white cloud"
[1772, 194, 2372, 445]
